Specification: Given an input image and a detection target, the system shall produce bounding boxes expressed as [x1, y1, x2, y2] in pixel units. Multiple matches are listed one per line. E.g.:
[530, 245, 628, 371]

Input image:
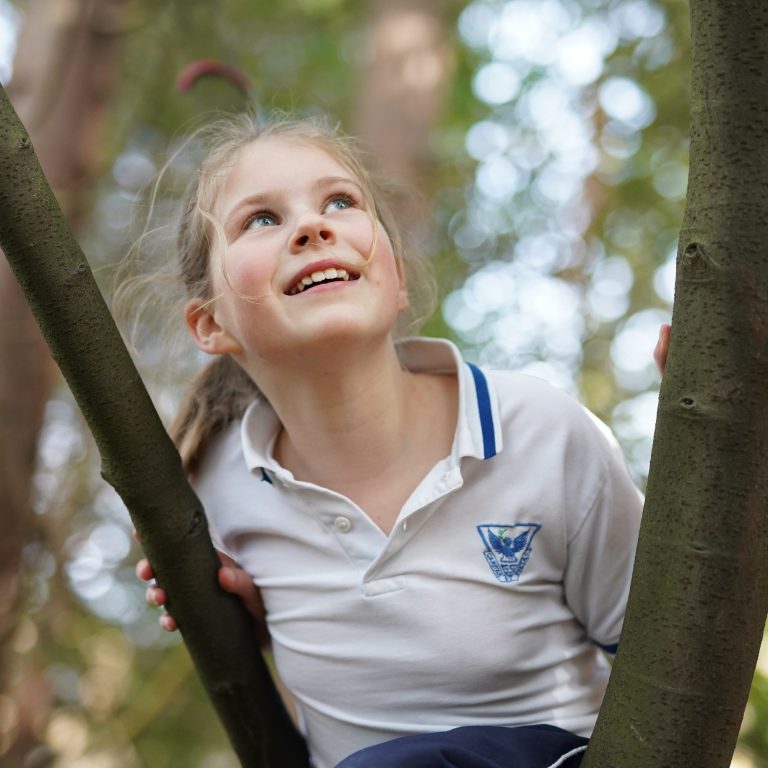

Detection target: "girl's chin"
[259, 322, 393, 363]
[294, 307, 398, 341]
[240, 300, 402, 359]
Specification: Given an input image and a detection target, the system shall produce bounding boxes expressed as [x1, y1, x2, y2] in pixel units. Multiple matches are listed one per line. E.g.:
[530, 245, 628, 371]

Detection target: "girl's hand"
[136, 546, 270, 647]
[654, 324, 671, 375]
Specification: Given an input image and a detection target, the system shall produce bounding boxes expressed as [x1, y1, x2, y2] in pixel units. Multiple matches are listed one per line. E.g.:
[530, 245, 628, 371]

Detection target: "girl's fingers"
[159, 612, 178, 632]
[135, 558, 155, 582]
[138, 549, 263, 636]
[654, 323, 671, 375]
[146, 585, 177, 632]
[135, 552, 178, 632]
[145, 585, 168, 607]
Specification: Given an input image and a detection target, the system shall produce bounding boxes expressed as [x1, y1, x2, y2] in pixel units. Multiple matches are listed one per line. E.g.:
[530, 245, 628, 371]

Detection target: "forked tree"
[1, 1, 767, 767]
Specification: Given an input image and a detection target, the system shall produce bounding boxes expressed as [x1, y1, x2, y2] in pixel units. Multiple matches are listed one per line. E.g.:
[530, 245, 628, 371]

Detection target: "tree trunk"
[582, 2, 768, 766]
[353, 0, 455, 251]
[0, 83, 309, 768]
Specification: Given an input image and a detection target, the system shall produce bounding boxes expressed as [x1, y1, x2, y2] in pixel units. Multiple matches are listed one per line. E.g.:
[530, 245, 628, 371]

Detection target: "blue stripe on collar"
[466, 362, 497, 460]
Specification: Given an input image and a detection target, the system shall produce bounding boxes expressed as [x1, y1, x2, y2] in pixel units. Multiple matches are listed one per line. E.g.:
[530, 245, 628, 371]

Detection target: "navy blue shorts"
[334, 724, 588, 768]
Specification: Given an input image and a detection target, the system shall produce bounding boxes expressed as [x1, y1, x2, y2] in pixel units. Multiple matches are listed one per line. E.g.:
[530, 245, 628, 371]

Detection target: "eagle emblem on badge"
[476, 523, 541, 583]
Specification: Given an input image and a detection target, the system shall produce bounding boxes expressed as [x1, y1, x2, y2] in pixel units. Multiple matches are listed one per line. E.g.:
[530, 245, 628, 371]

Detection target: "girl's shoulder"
[488, 368, 599, 422]
[485, 368, 623, 463]
[192, 419, 252, 496]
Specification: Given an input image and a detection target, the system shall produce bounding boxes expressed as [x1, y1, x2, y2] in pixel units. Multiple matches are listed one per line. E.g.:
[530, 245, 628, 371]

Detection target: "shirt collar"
[240, 337, 503, 472]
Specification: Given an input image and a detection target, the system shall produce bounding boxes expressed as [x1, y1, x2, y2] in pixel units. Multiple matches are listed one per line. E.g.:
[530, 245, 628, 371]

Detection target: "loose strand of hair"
[120, 109, 437, 471]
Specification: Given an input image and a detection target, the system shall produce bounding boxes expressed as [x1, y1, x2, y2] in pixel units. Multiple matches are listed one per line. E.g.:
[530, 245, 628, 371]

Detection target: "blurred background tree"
[0, 0, 765, 766]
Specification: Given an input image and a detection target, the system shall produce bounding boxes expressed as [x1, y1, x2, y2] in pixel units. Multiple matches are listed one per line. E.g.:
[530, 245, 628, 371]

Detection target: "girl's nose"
[291, 217, 336, 252]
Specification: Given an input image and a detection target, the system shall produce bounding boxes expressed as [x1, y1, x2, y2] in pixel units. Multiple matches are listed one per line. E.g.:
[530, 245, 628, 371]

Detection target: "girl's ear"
[184, 298, 243, 356]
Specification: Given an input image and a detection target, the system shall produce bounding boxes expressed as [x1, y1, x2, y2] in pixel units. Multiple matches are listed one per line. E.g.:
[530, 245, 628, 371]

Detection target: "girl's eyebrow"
[224, 176, 364, 225]
[312, 175, 364, 194]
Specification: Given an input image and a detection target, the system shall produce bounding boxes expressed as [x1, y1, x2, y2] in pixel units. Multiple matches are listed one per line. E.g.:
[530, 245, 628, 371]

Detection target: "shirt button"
[334, 516, 352, 533]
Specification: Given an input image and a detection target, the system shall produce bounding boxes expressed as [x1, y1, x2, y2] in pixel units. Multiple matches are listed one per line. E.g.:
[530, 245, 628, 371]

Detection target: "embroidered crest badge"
[476, 523, 541, 583]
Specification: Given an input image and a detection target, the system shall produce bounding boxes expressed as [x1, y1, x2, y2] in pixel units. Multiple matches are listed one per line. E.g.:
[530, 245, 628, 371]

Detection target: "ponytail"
[171, 356, 260, 475]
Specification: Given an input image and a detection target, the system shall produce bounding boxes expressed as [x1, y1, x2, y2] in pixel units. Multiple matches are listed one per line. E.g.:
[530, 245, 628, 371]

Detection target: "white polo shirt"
[194, 338, 643, 768]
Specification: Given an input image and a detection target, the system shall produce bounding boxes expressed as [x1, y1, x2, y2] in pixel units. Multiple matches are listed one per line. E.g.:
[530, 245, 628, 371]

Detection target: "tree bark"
[582, 2, 768, 766]
[0, 83, 309, 768]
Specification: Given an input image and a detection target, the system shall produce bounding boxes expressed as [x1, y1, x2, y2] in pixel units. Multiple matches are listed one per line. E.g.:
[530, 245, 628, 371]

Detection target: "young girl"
[136, 113, 646, 768]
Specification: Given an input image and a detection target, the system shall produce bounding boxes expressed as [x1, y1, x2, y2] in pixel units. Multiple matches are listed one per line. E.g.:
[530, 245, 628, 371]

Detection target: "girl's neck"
[245, 339, 458, 532]
[262, 339, 412, 478]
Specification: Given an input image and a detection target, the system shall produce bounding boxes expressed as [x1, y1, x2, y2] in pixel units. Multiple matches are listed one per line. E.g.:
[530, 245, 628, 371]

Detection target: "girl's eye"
[245, 211, 278, 230]
[324, 194, 356, 213]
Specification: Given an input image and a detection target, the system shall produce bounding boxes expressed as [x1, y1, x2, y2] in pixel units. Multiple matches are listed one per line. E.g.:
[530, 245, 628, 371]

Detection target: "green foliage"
[743, 667, 768, 768]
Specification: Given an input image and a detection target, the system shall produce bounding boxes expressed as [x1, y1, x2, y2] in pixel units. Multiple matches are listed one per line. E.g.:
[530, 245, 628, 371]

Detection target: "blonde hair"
[151, 112, 435, 473]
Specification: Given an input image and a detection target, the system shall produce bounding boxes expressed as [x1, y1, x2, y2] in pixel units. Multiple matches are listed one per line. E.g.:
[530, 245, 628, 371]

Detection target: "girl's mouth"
[286, 267, 360, 296]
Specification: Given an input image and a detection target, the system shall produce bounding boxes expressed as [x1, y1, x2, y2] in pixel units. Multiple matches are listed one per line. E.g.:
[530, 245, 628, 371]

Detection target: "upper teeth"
[289, 268, 350, 295]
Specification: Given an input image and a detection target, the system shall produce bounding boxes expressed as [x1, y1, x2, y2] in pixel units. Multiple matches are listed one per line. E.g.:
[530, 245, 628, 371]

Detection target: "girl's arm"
[136, 551, 271, 648]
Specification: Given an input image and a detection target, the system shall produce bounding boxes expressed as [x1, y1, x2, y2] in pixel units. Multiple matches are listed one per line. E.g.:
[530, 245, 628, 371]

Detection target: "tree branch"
[582, 2, 768, 765]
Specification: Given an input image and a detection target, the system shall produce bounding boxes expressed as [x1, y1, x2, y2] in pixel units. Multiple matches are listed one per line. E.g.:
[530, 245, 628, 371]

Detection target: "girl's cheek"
[224, 265, 263, 295]
[218, 247, 273, 293]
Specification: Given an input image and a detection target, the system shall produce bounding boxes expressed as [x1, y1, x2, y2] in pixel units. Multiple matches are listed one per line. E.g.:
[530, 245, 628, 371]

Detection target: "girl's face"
[185, 138, 407, 369]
